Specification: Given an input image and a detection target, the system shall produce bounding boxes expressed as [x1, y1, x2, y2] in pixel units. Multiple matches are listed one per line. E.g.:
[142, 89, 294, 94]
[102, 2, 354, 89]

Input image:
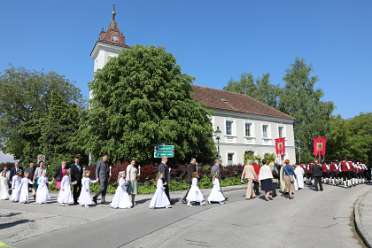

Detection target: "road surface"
[1, 184, 369, 248]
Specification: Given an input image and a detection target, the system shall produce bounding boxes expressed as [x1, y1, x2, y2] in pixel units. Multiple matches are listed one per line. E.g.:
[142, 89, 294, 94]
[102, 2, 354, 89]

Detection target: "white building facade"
[91, 8, 296, 166]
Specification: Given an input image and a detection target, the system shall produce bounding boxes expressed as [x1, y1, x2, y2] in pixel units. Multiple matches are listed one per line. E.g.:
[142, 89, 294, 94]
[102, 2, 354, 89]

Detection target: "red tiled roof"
[192, 85, 294, 121]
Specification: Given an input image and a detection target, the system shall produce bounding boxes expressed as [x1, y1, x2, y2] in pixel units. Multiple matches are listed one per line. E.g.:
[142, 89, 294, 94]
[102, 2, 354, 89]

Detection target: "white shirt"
[259, 165, 273, 180]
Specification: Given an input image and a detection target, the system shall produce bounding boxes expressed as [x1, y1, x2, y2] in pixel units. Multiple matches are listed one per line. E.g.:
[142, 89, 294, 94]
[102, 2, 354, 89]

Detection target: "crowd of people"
[0, 155, 369, 209]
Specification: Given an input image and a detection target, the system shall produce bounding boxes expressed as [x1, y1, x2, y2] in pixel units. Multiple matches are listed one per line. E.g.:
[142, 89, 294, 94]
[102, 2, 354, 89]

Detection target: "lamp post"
[214, 126, 222, 159]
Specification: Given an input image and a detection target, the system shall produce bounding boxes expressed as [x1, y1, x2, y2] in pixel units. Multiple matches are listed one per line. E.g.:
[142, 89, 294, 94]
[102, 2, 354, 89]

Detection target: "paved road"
[1, 184, 370, 248]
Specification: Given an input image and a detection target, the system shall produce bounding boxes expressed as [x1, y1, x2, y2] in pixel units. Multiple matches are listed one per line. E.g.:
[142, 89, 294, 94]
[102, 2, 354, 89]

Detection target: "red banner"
[313, 136, 327, 158]
[275, 138, 286, 156]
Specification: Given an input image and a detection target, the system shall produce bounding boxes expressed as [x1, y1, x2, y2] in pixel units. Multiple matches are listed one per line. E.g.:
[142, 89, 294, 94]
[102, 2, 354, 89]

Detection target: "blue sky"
[1, 0, 371, 118]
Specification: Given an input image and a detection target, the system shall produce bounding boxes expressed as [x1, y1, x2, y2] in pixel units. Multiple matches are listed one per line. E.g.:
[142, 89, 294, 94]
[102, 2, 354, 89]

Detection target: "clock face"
[112, 35, 119, 42]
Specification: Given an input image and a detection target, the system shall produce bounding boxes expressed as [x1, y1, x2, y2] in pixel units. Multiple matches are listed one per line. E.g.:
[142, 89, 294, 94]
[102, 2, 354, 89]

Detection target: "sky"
[1, 0, 371, 120]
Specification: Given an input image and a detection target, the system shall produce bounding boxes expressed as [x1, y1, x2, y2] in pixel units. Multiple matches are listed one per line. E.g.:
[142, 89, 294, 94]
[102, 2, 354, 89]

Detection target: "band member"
[340, 160, 349, 188]
[321, 162, 329, 184]
[329, 161, 338, 186]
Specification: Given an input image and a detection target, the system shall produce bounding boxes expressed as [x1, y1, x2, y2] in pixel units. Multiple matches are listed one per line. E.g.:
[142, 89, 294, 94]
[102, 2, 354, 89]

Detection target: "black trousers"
[314, 176, 323, 191]
[164, 184, 170, 203]
[73, 183, 82, 204]
[94, 180, 108, 201]
[253, 181, 260, 195]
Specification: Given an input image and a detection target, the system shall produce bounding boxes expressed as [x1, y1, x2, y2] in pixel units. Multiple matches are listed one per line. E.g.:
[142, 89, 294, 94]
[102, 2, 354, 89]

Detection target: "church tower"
[90, 6, 128, 93]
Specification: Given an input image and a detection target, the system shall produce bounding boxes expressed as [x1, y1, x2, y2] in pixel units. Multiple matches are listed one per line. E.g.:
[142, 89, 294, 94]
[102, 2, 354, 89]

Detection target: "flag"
[313, 136, 327, 157]
[275, 138, 286, 156]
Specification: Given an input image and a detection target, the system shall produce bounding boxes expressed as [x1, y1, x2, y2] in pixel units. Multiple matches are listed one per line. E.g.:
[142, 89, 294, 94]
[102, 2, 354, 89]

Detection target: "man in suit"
[312, 160, 323, 191]
[182, 158, 198, 204]
[93, 154, 111, 204]
[9, 161, 23, 189]
[158, 157, 171, 202]
[70, 157, 83, 205]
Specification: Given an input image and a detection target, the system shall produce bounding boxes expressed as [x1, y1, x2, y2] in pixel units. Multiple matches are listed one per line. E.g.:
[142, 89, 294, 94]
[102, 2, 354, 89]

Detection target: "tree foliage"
[327, 113, 372, 165]
[224, 73, 281, 108]
[0, 68, 84, 165]
[80, 46, 216, 163]
[280, 58, 334, 162]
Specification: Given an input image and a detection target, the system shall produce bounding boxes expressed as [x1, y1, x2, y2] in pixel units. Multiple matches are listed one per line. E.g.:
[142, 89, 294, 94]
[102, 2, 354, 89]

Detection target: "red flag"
[313, 136, 327, 158]
[275, 138, 286, 156]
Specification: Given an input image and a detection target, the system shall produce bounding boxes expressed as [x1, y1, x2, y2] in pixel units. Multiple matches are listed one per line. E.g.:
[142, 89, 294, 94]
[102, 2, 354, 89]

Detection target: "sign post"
[154, 145, 175, 158]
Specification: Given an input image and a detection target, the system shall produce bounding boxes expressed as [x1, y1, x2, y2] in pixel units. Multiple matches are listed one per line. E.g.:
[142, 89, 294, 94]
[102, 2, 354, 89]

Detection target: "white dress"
[149, 179, 171, 209]
[36, 176, 50, 204]
[110, 178, 132, 209]
[0, 173, 10, 200]
[208, 178, 225, 203]
[294, 166, 305, 189]
[78, 177, 95, 207]
[57, 175, 74, 205]
[19, 177, 32, 203]
[186, 178, 205, 203]
[10, 175, 21, 202]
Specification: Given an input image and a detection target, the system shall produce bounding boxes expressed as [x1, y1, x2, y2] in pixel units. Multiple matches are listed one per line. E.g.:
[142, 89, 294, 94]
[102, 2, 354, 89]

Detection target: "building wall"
[210, 109, 296, 166]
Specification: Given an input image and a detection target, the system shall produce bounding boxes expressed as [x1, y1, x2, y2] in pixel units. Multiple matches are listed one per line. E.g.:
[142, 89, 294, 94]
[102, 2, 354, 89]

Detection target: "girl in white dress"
[149, 173, 171, 209]
[110, 171, 132, 209]
[186, 172, 205, 206]
[19, 172, 33, 203]
[57, 169, 74, 205]
[10, 171, 22, 202]
[0, 168, 10, 200]
[36, 171, 51, 204]
[207, 175, 225, 205]
[78, 170, 97, 208]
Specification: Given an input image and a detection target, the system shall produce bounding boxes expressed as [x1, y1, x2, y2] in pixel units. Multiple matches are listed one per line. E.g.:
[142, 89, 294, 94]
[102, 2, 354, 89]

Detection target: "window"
[262, 125, 269, 138]
[278, 126, 284, 138]
[227, 153, 234, 166]
[226, 120, 233, 135]
[245, 123, 252, 137]
[112, 35, 119, 42]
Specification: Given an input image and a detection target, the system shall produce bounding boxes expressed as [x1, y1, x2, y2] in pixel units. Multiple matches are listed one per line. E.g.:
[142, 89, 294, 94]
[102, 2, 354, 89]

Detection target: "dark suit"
[70, 163, 83, 204]
[158, 162, 170, 201]
[312, 164, 323, 191]
[94, 160, 110, 202]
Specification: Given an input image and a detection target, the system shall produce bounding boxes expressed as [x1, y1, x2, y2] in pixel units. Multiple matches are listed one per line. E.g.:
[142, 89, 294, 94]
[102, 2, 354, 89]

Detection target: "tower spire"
[112, 4, 116, 22]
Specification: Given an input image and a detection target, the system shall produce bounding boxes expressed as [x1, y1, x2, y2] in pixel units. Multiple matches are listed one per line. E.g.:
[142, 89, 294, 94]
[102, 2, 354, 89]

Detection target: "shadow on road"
[0, 219, 34, 230]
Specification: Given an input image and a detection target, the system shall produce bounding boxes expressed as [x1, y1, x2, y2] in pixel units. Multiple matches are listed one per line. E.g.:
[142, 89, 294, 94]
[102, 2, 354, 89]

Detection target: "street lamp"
[214, 126, 222, 159]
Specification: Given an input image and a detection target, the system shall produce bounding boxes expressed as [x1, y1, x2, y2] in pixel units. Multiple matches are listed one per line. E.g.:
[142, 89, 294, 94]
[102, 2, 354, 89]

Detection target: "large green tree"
[327, 113, 372, 165]
[280, 58, 334, 162]
[81, 46, 215, 163]
[224, 73, 281, 108]
[0, 68, 84, 165]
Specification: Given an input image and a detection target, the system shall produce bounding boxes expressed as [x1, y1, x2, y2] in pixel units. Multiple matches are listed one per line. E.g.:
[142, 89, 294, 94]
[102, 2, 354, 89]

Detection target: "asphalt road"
[5, 184, 371, 248]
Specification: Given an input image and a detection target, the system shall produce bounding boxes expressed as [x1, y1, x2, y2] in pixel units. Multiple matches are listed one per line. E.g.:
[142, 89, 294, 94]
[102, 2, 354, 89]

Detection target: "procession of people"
[0, 154, 370, 210]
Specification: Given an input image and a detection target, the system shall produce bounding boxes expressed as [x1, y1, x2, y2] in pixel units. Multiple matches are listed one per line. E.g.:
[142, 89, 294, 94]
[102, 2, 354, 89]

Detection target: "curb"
[353, 191, 372, 248]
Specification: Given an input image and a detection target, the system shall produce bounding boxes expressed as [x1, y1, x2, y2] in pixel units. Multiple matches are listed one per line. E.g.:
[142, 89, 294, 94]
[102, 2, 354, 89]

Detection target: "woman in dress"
[54, 161, 68, 190]
[149, 173, 171, 209]
[207, 172, 225, 205]
[259, 159, 274, 201]
[186, 172, 205, 206]
[110, 171, 132, 209]
[19, 172, 33, 203]
[126, 160, 140, 207]
[0, 167, 10, 200]
[57, 169, 74, 205]
[78, 170, 97, 208]
[35, 171, 51, 204]
[241, 161, 258, 200]
[10, 170, 22, 202]
[33, 161, 47, 198]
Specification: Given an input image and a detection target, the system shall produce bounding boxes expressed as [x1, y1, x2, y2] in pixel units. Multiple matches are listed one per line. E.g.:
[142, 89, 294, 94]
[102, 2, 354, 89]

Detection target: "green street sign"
[154, 145, 175, 158]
